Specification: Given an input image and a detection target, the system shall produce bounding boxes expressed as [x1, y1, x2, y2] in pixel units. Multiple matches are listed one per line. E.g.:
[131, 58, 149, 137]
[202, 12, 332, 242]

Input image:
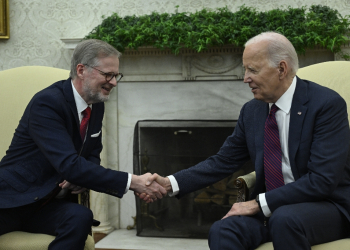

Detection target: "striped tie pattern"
[80, 107, 91, 140]
[264, 104, 284, 191]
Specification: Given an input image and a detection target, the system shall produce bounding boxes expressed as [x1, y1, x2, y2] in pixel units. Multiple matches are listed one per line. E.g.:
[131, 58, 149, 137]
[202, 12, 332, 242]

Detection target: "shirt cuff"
[259, 193, 272, 217]
[167, 175, 179, 197]
[125, 173, 132, 194]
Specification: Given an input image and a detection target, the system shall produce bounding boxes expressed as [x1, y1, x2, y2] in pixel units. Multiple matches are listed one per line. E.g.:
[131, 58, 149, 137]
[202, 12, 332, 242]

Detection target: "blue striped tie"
[264, 104, 284, 191]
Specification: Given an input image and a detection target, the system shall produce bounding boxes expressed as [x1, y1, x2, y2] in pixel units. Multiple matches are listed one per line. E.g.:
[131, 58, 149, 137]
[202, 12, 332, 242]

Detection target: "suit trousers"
[0, 198, 93, 250]
[209, 201, 350, 250]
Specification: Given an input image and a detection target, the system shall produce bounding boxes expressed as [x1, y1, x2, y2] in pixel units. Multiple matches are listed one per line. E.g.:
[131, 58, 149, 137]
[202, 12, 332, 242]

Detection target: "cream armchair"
[0, 66, 94, 250]
[234, 61, 350, 250]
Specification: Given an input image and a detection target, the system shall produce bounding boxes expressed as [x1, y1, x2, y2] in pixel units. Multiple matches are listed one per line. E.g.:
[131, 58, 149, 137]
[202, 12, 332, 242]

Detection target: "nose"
[243, 71, 251, 84]
[109, 76, 118, 87]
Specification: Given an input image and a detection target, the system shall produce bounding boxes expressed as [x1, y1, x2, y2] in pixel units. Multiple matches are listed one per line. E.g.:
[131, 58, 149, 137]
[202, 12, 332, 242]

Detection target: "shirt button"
[34, 197, 39, 201]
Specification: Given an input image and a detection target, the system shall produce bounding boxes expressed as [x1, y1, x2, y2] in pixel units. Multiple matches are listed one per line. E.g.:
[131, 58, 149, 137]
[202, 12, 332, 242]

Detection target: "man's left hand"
[222, 200, 260, 219]
[59, 180, 87, 194]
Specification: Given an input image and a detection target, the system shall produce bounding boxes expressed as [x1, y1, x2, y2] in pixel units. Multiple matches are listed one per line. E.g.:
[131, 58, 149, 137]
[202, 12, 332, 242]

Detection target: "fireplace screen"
[133, 120, 253, 238]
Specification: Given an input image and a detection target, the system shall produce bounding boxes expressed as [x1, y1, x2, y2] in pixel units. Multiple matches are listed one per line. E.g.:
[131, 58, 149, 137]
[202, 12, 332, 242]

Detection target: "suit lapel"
[288, 77, 309, 180]
[63, 78, 80, 130]
[254, 101, 269, 181]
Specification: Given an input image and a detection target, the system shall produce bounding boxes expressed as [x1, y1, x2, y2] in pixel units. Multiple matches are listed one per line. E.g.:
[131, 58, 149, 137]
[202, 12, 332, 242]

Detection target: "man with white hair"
[146, 32, 350, 249]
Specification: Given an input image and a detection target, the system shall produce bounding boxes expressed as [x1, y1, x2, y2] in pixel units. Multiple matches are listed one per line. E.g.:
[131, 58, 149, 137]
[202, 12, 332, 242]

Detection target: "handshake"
[130, 173, 171, 203]
[59, 173, 171, 203]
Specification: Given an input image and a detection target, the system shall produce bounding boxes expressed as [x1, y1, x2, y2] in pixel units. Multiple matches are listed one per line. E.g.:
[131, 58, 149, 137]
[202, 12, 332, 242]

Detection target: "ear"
[278, 60, 288, 79]
[76, 64, 85, 79]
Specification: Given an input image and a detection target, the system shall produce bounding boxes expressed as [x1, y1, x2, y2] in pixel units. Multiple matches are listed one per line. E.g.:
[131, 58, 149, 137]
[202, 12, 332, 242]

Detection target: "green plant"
[85, 5, 350, 59]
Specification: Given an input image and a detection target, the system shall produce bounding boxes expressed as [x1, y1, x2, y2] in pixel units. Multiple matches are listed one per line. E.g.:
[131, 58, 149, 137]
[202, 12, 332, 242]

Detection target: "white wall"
[1, 0, 349, 71]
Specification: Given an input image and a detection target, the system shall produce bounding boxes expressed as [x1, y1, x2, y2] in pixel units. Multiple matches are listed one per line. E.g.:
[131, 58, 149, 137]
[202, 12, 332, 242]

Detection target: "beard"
[82, 81, 112, 104]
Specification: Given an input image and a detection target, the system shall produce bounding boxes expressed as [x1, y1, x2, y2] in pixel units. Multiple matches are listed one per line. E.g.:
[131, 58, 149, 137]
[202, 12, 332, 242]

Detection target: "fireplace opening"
[133, 120, 253, 238]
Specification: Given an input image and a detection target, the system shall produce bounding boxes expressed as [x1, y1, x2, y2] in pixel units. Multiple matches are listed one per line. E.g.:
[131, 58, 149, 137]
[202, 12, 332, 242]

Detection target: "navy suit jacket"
[173, 77, 350, 221]
[0, 78, 128, 208]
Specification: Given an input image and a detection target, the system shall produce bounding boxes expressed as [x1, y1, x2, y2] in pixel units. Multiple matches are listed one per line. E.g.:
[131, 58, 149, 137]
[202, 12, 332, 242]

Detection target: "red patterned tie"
[80, 107, 91, 140]
[264, 104, 284, 191]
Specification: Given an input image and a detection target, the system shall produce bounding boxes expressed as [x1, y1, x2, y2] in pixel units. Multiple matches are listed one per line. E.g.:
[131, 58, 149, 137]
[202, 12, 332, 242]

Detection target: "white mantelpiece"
[61, 38, 340, 232]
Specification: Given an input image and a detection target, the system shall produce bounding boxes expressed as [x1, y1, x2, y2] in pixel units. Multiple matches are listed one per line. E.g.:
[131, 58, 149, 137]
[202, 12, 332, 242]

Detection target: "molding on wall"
[61, 39, 339, 82]
[123, 45, 244, 56]
[61, 38, 82, 50]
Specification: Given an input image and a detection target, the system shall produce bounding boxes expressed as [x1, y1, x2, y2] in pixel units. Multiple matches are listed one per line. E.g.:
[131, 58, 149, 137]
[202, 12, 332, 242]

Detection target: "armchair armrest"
[234, 171, 256, 202]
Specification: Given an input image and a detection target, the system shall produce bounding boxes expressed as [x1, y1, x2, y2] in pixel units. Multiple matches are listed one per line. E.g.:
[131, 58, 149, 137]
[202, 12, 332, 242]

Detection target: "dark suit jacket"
[173, 77, 350, 221]
[0, 78, 128, 208]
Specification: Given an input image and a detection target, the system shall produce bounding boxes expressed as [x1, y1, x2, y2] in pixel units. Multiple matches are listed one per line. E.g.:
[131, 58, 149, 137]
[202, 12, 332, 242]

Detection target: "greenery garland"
[85, 5, 350, 59]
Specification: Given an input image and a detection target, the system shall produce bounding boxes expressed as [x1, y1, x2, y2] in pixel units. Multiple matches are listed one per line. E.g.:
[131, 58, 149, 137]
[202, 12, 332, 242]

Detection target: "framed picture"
[0, 0, 9, 39]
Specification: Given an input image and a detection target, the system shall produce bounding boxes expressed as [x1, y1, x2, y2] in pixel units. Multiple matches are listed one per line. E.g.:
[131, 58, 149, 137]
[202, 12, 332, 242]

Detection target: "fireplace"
[133, 120, 253, 238]
[61, 41, 337, 236]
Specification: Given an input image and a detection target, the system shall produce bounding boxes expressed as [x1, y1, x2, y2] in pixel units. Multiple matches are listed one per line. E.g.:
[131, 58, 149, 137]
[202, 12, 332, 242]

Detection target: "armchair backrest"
[297, 61, 350, 121]
[0, 66, 69, 159]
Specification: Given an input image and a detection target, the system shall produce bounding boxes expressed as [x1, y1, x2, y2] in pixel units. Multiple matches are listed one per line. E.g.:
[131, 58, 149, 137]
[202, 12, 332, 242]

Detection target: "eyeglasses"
[84, 64, 123, 82]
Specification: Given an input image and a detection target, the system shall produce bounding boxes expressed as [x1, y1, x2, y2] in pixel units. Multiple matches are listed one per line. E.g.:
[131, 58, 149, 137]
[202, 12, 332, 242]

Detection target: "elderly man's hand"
[131, 173, 167, 203]
[137, 173, 173, 203]
[59, 180, 87, 194]
[222, 200, 260, 219]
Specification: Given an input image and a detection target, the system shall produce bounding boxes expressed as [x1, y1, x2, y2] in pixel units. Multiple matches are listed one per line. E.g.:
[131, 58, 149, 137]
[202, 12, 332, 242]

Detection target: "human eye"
[249, 68, 257, 73]
[105, 72, 114, 79]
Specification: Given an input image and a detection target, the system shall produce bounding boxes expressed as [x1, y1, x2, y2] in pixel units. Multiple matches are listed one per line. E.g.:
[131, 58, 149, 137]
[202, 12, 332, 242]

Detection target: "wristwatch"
[255, 194, 262, 211]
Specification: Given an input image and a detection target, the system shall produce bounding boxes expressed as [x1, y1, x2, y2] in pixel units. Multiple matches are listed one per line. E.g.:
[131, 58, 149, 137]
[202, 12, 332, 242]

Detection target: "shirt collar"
[271, 76, 297, 114]
[71, 80, 91, 114]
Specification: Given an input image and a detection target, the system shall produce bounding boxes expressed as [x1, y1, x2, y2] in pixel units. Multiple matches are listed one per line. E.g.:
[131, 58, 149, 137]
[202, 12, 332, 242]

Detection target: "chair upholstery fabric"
[0, 66, 95, 250]
[0, 231, 94, 250]
[0, 66, 71, 159]
[297, 61, 350, 120]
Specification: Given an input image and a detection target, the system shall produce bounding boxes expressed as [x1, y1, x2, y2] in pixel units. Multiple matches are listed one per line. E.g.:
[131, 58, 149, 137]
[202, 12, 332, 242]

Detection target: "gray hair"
[245, 32, 299, 75]
[70, 39, 122, 79]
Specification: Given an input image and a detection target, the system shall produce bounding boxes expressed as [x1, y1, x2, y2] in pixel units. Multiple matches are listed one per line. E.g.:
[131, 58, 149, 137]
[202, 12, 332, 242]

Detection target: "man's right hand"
[136, 173, 173, 202]
[130, 173, 167, 202]
[146, 173, 173, 193]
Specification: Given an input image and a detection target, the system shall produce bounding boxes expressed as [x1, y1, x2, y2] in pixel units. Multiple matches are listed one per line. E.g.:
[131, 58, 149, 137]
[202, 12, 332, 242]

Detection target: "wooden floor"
[94, 233, 107, 244]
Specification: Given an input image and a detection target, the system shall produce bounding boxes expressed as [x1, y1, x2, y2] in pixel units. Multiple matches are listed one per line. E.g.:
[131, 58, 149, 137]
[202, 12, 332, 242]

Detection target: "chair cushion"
[0, 66, 69, 159]
[297, 61, 350, 121]
[0, 231, 95, 250]
[256, 238, 350, 250]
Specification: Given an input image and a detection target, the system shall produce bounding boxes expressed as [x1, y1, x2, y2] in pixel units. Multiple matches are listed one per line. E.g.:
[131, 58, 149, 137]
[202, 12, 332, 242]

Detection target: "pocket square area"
[91, 131, 101, 137]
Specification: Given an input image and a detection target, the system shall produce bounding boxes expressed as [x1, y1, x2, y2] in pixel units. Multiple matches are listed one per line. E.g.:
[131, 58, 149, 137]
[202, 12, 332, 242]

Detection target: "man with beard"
[0, 39, 166, 250]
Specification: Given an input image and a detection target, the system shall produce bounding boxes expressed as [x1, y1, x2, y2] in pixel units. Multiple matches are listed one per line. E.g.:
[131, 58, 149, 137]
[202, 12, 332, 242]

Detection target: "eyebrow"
[245, 65, 256, 71]
[105, 71, 119, 75]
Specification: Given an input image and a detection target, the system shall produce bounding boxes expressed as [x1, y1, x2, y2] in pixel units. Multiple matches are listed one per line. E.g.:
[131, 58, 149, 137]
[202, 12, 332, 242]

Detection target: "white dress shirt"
[71, 81, 90, 123]
[168, 77, 297, 217]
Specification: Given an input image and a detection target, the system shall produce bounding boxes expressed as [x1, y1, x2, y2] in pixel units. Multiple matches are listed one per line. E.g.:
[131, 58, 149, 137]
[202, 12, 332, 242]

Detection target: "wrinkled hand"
[222, 200, 260, 219]
[59, 180, 87, 194]
[130, 173, 167, 203]
[137, 173, 173, 203]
